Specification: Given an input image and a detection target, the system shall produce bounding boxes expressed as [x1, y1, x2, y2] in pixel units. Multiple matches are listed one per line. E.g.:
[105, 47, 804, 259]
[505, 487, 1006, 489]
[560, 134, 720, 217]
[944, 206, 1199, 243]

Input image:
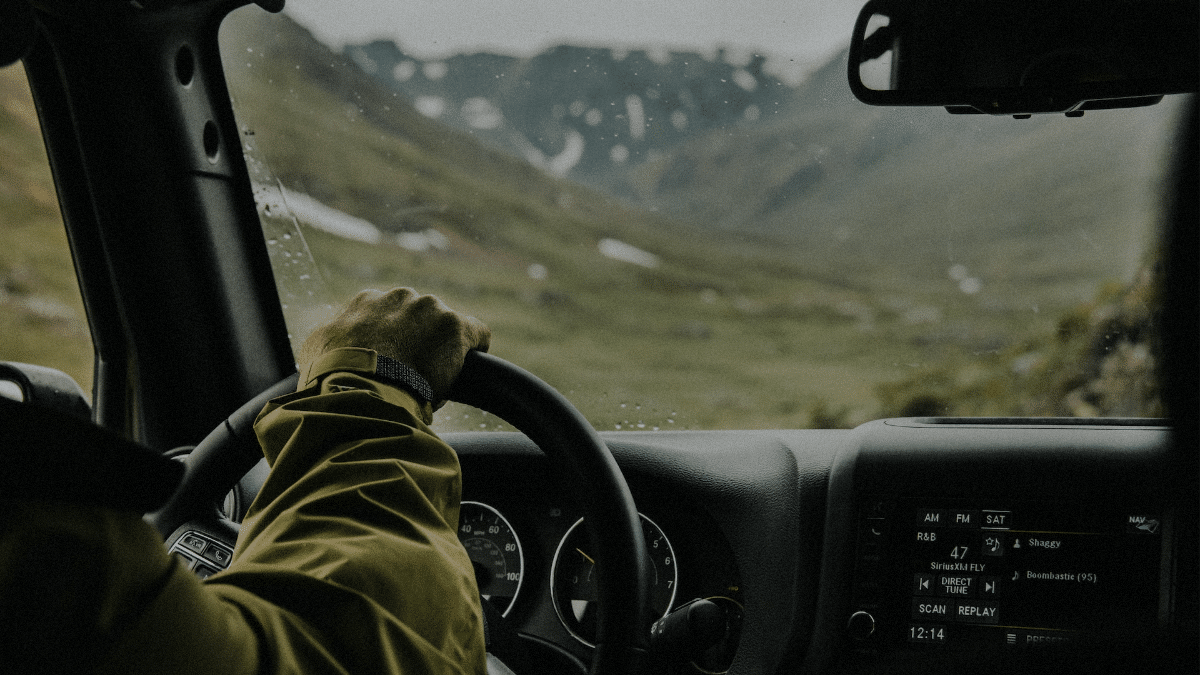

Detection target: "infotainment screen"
[850, 499, 1168, 652]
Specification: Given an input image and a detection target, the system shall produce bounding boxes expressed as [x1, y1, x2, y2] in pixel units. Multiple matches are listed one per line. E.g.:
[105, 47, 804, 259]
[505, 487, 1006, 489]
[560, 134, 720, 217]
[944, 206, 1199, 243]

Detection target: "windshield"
[219, 0, 1183, 432]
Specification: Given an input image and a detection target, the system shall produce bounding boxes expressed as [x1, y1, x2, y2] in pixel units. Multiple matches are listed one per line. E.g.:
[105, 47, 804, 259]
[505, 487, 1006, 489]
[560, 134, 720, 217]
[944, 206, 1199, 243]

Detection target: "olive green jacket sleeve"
[208, 350, 487, 674]
[90, 349, 486, 674]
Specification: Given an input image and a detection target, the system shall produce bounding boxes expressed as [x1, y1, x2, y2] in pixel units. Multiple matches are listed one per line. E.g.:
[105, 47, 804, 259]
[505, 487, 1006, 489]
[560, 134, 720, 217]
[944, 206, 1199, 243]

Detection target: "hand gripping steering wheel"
[150, 350, 651, 675]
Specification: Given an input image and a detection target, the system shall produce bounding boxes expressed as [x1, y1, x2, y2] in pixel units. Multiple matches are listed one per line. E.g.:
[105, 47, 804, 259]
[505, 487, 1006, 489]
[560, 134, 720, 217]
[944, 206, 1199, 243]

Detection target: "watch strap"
[373, 354, 435, 402]
[300, 348, 434, 403]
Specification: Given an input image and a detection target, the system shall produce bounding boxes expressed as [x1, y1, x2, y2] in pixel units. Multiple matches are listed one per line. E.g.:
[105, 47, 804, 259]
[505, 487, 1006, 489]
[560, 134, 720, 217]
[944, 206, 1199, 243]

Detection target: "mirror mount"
[848, 0, 1198, 118]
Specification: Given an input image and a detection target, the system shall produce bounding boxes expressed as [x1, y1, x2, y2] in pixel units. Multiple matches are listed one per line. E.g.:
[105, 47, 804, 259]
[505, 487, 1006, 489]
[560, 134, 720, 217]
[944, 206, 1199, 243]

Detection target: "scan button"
[912, 598, 954, 620]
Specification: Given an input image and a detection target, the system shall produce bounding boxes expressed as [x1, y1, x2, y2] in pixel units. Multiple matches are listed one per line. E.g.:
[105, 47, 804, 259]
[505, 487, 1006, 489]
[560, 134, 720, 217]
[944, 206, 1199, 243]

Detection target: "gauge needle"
[576, 548, 596, 565]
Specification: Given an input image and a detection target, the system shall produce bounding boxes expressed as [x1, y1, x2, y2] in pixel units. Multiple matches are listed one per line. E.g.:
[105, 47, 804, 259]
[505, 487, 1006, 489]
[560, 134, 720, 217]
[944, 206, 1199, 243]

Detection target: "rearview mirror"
[848, 0, 1198, 116]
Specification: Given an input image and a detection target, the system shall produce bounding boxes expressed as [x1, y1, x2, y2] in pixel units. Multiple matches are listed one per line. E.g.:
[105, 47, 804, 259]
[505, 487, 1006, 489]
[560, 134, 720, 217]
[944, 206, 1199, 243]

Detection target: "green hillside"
[0, 64, 92, 395]
[630, 50, 1180, 294]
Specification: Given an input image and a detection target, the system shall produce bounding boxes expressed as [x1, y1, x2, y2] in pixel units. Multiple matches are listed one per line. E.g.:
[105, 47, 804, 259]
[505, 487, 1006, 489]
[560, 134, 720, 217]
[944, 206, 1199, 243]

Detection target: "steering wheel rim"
[150, 350, 650, 675]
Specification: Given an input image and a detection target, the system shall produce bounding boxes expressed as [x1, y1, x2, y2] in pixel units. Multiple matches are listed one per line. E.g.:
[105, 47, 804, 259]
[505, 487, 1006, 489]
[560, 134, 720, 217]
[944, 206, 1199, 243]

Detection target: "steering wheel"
[149, 350, 651, 675]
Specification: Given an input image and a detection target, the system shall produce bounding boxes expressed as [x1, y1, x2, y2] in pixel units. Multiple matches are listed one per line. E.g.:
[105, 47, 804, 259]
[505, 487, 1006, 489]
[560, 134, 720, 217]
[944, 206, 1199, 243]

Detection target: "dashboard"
[167, 417, 1179, 675]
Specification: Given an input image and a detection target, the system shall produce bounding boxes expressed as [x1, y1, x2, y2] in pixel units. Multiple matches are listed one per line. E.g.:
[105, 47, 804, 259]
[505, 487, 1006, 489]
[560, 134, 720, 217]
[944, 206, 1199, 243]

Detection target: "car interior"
[1, 0, 1196, 674]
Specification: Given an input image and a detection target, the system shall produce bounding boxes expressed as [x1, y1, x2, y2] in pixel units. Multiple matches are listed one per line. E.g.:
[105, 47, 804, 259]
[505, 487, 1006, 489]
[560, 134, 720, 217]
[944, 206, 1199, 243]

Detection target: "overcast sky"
[285, 0, 862, 80]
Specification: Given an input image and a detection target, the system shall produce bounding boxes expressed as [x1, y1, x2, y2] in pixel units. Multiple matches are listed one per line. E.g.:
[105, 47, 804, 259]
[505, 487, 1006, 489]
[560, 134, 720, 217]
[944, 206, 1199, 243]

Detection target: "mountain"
[338, 27, 1180, 300]
[622, 47, 1183, 298]
[343, 39, 796, 189]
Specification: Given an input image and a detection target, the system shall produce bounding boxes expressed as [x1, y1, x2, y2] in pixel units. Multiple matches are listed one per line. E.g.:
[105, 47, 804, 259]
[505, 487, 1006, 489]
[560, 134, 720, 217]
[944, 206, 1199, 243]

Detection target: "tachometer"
[550, 514, 678, 647]
[457, 501, 524, 617]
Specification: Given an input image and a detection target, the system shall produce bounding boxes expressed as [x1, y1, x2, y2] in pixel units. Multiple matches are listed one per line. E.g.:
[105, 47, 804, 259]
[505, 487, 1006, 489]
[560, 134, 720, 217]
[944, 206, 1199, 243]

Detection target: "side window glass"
[0, 64, 93, 397]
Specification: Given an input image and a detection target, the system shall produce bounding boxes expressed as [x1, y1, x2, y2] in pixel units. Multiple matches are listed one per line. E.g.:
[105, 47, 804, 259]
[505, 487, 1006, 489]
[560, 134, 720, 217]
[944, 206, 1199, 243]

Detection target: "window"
[0, 63, 92, 399]
[220, 3, 1182, 432]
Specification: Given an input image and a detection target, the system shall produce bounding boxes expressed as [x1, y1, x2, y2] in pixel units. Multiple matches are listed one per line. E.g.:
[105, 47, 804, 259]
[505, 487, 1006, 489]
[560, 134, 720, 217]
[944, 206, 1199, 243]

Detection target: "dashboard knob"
[847, 610, 876, 640]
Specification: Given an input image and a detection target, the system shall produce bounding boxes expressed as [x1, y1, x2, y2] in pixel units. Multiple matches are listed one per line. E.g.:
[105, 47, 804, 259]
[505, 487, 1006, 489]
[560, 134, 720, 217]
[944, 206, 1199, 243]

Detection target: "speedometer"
[550, 514, 678, 647]
[457, 501, 524, 617]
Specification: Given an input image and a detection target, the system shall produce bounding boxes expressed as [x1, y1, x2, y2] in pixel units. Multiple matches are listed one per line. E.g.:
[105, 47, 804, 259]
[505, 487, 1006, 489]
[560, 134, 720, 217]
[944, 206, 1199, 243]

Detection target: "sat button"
[982, 510, 1012, 529]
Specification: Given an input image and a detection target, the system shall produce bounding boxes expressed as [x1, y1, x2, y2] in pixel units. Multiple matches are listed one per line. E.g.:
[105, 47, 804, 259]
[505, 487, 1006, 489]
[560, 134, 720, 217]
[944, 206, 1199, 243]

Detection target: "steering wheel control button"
[203, 545, 233, 566]
[169, 531, 235, 576]
[179, 533, 207, 554]
[847, 611, 876, 641]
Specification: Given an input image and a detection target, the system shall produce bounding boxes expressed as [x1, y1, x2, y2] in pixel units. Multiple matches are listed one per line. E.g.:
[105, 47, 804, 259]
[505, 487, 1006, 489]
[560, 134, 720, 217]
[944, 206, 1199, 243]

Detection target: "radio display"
[852, 500, 1168, 651]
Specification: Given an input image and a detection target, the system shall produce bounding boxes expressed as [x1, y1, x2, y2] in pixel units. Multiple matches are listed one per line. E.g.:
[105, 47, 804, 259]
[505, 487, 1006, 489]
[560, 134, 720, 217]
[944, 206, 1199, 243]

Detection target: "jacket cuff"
[298, 348, 436, 423]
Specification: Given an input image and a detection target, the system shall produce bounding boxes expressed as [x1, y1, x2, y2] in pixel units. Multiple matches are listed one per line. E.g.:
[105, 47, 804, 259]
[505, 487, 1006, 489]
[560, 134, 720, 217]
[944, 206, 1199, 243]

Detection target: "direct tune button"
[938, 574, 976, 598]
[847, 611, 876, 640]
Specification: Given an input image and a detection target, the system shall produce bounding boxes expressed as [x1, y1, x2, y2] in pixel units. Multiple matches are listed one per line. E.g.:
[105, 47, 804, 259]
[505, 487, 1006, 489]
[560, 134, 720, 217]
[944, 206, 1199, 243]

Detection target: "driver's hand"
[298, 288, 491, 404]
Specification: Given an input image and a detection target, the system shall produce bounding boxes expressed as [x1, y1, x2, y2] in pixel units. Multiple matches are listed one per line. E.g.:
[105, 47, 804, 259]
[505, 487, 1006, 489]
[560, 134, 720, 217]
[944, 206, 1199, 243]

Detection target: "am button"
[915, 509, 948, 527]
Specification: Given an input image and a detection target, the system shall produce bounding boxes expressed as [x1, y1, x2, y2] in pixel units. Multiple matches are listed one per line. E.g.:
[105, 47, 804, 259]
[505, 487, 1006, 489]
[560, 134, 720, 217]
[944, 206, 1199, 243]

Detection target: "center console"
[805, 418, 1175, 674]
